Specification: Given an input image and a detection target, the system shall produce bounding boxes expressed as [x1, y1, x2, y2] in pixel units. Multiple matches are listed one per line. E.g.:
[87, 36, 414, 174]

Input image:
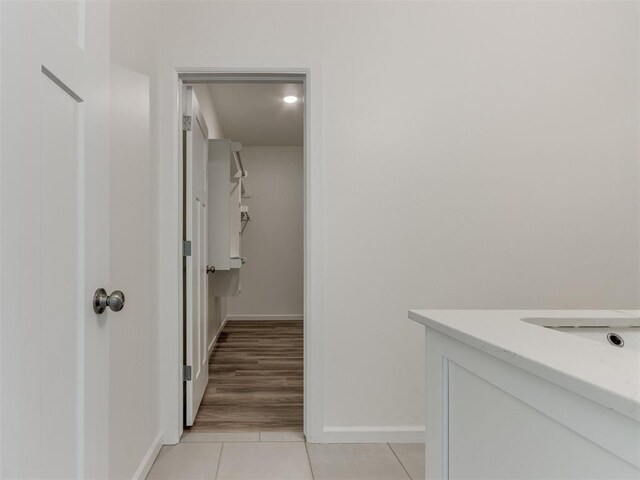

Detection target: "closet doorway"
[179, 74, 306, 435]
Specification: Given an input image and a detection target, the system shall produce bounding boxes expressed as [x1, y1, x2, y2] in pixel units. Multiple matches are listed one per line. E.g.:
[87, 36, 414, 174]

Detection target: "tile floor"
[146, 433, 425, 480]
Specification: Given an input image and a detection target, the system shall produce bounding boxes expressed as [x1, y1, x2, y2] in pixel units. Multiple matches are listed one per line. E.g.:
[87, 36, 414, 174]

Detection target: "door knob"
[206, 266, 216, 274]
[93, 288, 126, 314]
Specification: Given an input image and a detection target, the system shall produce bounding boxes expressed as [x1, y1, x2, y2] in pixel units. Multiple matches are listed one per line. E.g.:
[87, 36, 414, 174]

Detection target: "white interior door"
[1, 1, 110, 478]
[184, 86, 210, 426]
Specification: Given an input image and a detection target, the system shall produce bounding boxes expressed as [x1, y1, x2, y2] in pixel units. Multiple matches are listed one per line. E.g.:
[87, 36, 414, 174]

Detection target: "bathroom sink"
[522, 317, 640, 352]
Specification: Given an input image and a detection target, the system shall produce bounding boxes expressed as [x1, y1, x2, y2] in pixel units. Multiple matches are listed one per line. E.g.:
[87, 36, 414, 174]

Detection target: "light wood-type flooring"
[189, 320, 303, 432]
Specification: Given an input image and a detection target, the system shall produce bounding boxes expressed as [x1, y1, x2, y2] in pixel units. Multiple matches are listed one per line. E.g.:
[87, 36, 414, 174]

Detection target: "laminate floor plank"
[189, 320, 303, 432]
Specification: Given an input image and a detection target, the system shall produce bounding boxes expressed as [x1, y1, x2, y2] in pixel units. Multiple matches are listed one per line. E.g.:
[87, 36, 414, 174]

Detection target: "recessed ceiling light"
[283, 95, 298, 104]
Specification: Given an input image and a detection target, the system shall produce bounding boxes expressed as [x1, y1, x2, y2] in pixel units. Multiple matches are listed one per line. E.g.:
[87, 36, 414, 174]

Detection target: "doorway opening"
[179, 73, 306, 435]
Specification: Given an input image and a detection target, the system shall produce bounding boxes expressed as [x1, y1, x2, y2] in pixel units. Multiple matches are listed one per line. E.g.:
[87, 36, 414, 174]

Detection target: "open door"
[1, 1, 111, 477]
[183, 86, 210, 426]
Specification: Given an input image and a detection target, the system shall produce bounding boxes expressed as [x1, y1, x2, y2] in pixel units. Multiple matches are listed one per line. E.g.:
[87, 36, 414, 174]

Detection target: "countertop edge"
[409, 309, 640, 422]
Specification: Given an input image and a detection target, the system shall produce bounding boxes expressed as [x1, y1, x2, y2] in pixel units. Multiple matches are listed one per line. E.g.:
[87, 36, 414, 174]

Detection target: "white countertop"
[409, 310, 640, 421]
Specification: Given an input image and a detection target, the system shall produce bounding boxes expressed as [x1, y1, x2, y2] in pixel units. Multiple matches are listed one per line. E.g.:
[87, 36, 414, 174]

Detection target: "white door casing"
[159, 69, 321, 444]
[0, 1, 110, 478]
[183, 86, 210, 426]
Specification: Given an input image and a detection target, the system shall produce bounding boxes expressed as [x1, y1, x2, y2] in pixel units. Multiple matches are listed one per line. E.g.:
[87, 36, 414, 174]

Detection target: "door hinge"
[182, 115, 192, 131]
[183, 240, 192, 257]
[183, 365, 192, 382]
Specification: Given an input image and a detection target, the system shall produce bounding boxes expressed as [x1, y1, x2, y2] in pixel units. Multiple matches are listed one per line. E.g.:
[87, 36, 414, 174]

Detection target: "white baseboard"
[321, 426, 425, 444]
[208, 315, 230, 355]
[226, 314, 303, 321]
[132, 431, 163, 480]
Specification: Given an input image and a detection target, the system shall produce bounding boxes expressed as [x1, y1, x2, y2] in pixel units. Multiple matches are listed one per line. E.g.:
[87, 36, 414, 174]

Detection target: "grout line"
[214, 443, 224, 480]
[304, 442, 315, 479]
[388, 443, 412, 480]
[259, 440, 306, 443]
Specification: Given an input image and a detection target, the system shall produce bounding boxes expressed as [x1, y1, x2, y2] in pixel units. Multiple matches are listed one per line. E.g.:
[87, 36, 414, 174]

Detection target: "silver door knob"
[93, 288, 126, 314]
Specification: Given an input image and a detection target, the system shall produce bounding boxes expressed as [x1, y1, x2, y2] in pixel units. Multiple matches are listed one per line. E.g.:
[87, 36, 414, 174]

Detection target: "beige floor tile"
[181, 431, 259, 443]
[307, 443, 410, 480]
[389, 444, 425, 480]
[216, 442, 312, 480]
[146, 443, 221, 480]
[259, 431, 305, 442]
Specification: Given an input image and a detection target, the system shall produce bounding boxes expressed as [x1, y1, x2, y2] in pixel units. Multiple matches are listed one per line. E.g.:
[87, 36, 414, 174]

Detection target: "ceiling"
[208, 83, 303, 146]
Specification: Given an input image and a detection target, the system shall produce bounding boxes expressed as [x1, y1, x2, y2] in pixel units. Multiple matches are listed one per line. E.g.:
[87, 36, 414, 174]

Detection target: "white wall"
[227, 147, 304, 318]
[109, 66, 160, 480]
[112, 0, 640, 444]
[109, 2, 163, 478]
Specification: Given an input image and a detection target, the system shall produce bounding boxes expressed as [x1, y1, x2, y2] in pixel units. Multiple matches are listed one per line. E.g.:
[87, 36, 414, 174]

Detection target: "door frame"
[157, 65, 324, 444]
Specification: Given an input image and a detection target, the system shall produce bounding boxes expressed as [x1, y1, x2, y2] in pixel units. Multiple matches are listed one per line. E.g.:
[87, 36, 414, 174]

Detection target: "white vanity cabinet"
[208, 139, 247, 296]
[410, 310, 640, 480]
